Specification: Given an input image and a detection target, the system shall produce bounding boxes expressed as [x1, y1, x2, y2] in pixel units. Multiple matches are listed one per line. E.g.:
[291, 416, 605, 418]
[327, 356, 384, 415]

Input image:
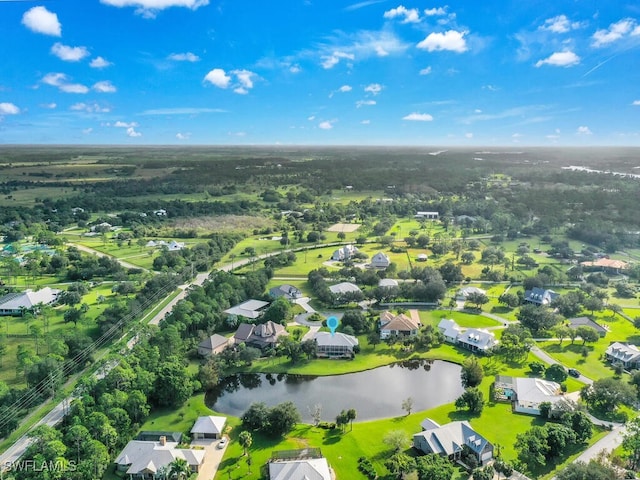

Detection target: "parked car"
[217, 437, 228, 449]
[568, 368, 581, 378]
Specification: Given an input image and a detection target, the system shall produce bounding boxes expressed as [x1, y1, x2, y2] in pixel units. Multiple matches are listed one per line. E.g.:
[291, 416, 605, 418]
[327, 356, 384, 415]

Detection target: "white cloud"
[90, 57, 113, 68]
[539, 15, 581, 33]
[321, 51, 355, 69]
[419, 66, 432, 75]
[100, 0, 209, 18]
[403, 112, 433, 121]
[592, 18, 636, 47]
[22, 6, 61, 37]
[141, 107, 225, 115]
[289, 64, 301, 73]
[71, 102, 110, 113]
[232, 69, 254, 89]
[51, 43, 90, 62]
[474, 109, 482, 113]
[307, 115, 316, 121]
[417, 30, 468, 52]
[82, 128, 93, 135]
[632, 100, 640, 106]
[203, 68, 231, 88]
[512, 133, 523, 138]
[465, 133, 473, 138]
[633, 25, 640, 36]
[168, 52, 200, 62]
[424, 6, 447, 16]
[356, 100, 377, 108]
[0, 103, 20, 115]
[361, 119, 371, 124]
[535, 51, 580, 67]
[114, 121, 138, 128]
[339, 85, 353, 92]
[40, 103, 57, 109]
[176, 132, 191, 140]
[93, 81, 117, 93]
[42, 73, 89, 94]
[577, 125, 592, 135]
[383, 5, 420, 24]
[319, 120, 335, 129]
[364, 83, 382, 95]
[127, 127, 142, 137]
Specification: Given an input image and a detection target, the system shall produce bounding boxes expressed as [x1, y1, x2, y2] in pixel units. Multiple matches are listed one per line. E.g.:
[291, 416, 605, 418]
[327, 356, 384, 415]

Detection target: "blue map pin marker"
[326, 316, 339, 336]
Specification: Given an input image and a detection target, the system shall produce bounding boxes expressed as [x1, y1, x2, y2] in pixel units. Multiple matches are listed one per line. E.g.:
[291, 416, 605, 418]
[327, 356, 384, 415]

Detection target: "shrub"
[358, 457, 377, 479]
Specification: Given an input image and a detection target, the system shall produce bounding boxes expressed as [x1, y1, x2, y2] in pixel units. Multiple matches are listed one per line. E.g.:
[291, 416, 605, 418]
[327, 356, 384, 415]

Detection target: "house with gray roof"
[331, 244, 358, 261]
[269, 284, 303, 302]
[233, 321, 288, 351]
[605, 342, 640, 369]
[437, 319, 462, 344]
[524, 287, 559, 306]
[457, 328, 498, 354]
[0, 287, 60, 316]
[269, 458, 331, 480]
[328, 282, 361, 295]
[191, 416, 227, 440]
[378, 278, 399, 288]
[313, 331, 359, 358]
[370, 252, 391, 268]
[413, 418, 493, 465]
[224, 299, 270, 320]
[197, 334, 229, 356]
[456, 286, 486, 301]
[115, 437, 205, 479]
[567, 317, 607, 337]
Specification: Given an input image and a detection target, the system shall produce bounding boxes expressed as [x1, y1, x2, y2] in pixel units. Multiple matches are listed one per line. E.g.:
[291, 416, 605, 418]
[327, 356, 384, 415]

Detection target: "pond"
[206, 359, 464, 423]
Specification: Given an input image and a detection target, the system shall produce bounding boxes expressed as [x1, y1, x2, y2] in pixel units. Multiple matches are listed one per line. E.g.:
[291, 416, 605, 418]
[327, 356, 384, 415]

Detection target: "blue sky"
[1, 0, 640, 145]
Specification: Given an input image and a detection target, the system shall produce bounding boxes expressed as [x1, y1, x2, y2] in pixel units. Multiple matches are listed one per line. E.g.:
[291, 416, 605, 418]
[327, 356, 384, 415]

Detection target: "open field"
[327, 223, 361, 233]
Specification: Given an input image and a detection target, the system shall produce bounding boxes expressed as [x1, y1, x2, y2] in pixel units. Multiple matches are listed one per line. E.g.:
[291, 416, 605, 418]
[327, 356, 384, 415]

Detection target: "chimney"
[159, 436, 166, 446]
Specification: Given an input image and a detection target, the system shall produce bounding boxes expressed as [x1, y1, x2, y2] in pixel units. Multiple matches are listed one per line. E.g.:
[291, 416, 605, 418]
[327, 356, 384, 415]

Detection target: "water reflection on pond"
[206, 359, 464, 422]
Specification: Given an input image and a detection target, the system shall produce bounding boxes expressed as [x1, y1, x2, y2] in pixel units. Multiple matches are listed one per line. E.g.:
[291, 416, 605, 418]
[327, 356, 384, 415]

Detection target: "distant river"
[206, 359, 464, 422]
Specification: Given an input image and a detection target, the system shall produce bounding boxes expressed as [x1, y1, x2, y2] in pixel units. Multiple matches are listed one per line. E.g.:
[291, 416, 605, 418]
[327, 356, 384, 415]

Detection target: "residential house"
[115, 437, 205, 479]
[153, 209, 167, 216]
[605, 342, 640, 369]
[494, 375, 566, 416]
[379, 311, 421, 339]
[437, 319, 497, 354]
[0, 287, 60, 316]
[581, 258, 629, 274]
[190, 416, 227, 440]
[413, 418, 493, 465]
[457, 328, 498, 354]
[224, 299, 270, 321]
[415, 211, 440, 220]
[416, 253, 428, 262]
[456, 286, 486, 301]
[268, 449, 331, 480]
[331, 244, 359, 261]
[233, 321, 288, 351]
[197, 334, 229, 356]
[378, 278, 399, 288]
[269, 284, 303, 302]
[166, 240, 185, 251]
[314, 331, 359, 358]
[438, 319, 461, 344]
[567, 317, 607, 337]
[524, 287, 559, 306]
[135, 432, 182, 443]
[328, 282, 362, 296]
[370, 252, 391, 268]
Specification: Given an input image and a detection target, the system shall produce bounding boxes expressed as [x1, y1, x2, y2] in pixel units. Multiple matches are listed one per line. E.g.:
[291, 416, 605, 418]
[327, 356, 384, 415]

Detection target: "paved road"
[530, 346, 593, 385]
[572, 424, 627, 463]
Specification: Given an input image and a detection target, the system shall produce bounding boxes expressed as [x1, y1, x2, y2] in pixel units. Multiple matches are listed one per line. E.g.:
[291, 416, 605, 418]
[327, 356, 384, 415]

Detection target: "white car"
[217, 437, 228, 449]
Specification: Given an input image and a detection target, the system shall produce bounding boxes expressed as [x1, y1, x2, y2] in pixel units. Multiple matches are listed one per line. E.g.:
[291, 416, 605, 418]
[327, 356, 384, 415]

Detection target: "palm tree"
[238, 431, 252, 456]
[168, 458, 191, 480]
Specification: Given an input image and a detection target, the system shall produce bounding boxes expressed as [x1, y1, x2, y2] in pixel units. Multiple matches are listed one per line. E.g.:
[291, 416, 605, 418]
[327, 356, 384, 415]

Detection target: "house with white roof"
[190, 416, 227, 440]
[415, 211, 440, 220]
[0, 287, 60, 316]
[456, 286, 486, 301]
[268, 449, 331, 480]
[314, 331, 359, 358]
[115, 437, 205, 479]
[437, 319, 497, 354]
[413, 418, 493, 465]
[269, 284, 303, 302]
[494, 375, 567, 416]
[605, 342, 640, 369]
[328, 282, 362, 295]
[378, 278, 399, 288]
[167, 240, 185, 251]
[223, 299, 270, 321]
[524, 287, 559, 306]
[379, 311, 421, 339]
[370, 252, 391, 268]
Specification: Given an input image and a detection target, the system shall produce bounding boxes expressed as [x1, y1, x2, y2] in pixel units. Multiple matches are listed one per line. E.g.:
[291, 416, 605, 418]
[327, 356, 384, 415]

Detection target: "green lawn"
[417, 310, 503, 329]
